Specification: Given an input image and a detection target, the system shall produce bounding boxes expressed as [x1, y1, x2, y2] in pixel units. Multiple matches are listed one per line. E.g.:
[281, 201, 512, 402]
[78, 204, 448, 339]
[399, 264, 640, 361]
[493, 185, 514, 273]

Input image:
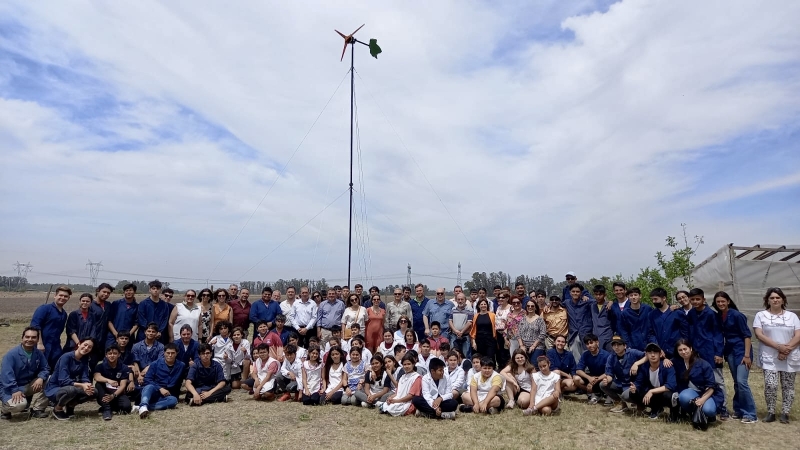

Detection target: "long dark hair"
[674, 338, 698, 381]
[369, 354, 385, 380]
[711, 291, 739, 312]
[322, 346, 344, 385]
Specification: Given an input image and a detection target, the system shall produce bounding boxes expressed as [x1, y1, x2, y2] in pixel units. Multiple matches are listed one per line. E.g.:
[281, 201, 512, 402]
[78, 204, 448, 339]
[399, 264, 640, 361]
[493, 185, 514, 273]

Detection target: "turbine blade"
[351, 24, 365, 35]
[335, 30, 346, 38]
[340, 42, 347, 61]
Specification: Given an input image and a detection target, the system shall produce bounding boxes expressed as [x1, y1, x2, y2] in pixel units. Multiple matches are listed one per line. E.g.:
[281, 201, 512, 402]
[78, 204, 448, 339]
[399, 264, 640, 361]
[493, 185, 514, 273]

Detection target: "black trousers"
[495, 331, 509, 370]
[296, 328, 317, 350]
[183, 385, 231, 405]
[302, 392, 324, 405]
[629, 390, 674, 412]
[411, 396, 458, 416]
[95, 382, 132, 413]
[475, 335, 496, 360]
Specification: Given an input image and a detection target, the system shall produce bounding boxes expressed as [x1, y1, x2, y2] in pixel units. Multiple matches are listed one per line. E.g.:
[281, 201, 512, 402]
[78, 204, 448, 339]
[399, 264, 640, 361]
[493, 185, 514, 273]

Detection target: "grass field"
[0, 293, 798, 449]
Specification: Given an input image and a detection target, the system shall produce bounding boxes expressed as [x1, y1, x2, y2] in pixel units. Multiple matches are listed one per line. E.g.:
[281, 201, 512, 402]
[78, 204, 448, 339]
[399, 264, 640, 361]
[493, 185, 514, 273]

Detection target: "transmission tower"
[406, 263, 412, 288]
[457, 262, 462, 286]
[86, 260, 103, 287]
[12, 261, 33, 290]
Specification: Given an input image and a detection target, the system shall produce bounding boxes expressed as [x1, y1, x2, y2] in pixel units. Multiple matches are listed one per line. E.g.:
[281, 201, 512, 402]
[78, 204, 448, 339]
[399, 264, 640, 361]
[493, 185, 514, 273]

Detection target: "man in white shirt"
[290, 287, 318, 349]
[411, 358, 456, 419]
[280, 286, 297, 327]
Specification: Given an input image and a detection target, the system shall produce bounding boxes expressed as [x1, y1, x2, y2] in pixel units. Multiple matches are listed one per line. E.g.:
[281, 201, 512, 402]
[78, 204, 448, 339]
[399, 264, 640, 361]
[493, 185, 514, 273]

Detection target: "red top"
[230, 299, 252, 331]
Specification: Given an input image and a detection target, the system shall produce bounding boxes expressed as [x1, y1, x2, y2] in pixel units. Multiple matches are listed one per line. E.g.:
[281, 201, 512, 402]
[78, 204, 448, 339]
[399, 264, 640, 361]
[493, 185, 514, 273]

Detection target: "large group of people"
[2, 275, 798, 429]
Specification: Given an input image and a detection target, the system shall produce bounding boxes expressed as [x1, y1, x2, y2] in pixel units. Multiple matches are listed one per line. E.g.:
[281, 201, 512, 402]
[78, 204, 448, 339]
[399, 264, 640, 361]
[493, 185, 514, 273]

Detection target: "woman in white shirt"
[381, 354, 420, 416]
[376, 330, 398, 357]
[169, 290, 200, 341]
[341, 294, 367, 334]
[753, 287, 800, 424]
[501, 349, 534, 410]
[524, 355, 561, 416]
[301, 347, 325, 405]
[322, 347, 347, 404]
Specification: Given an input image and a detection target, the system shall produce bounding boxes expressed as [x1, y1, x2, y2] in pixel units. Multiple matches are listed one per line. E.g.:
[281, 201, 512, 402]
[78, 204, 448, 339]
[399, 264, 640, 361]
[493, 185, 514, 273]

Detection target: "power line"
[238, 188, 350, 280]
[353, 69, 487, 271]
[86, 260, 103, 287]
[208, 69, 352, 279]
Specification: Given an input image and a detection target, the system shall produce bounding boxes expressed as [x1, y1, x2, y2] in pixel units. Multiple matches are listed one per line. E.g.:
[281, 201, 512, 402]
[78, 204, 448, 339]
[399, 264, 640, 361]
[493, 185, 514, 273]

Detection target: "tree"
[655, 223, 704, 299]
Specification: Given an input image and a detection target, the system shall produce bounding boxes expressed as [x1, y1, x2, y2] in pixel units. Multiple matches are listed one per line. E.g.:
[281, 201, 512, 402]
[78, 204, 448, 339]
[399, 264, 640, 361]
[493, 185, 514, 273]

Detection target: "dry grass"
[0, 319, 799, 449]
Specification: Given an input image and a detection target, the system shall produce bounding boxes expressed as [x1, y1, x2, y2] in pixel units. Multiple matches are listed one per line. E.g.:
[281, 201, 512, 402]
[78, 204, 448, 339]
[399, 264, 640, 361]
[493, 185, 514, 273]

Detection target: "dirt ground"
[0, 297, 799, 449]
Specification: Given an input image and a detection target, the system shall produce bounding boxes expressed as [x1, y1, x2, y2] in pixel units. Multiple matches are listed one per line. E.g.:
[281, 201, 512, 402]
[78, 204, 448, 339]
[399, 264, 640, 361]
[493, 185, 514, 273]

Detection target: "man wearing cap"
[561, 272, 592, 303]
[599, 335, 645, 413]
[629, 342, 678, 420]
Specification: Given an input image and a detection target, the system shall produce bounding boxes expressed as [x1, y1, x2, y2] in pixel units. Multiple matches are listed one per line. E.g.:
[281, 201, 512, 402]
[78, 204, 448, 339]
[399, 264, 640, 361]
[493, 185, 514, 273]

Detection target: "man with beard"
[649, 288, 688, 359]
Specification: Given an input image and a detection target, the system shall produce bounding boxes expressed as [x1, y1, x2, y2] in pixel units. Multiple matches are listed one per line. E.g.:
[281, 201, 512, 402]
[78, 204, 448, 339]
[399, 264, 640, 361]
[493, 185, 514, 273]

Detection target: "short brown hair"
[55, 286, 73, 296]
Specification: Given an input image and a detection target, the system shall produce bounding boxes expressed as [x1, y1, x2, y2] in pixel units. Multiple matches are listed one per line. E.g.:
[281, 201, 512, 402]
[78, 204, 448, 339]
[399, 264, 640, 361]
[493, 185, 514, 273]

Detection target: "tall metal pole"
[347, 41, 355, 287]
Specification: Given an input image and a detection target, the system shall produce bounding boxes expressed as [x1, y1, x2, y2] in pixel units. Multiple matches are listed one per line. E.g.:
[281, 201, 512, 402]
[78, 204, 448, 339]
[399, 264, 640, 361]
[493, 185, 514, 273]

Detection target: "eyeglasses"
[394, 293, 402, 296]
[566, 277, 576, 281]
[312, 294, 321, 298]
[201, 294, 211, 297]
[186, 294, 196, 298]
[436, 293, 444, 296]
[511, 301, 520, 305]
[217, 294, 226, 298]
[499, 296, 509, 300]
[163, 294, 173, 299]
[399, 320, 408, 323]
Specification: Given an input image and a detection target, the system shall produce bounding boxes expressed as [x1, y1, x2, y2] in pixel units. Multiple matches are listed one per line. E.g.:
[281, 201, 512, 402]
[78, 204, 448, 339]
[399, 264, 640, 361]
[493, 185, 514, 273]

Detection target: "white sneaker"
[138, 406, 149, 419]
[440, 411, 456, 420]
[361, 402, 368, 408]
[506, 400, 515, 409]
[131, 405, 139, 414]
[375, 401, 384, 410]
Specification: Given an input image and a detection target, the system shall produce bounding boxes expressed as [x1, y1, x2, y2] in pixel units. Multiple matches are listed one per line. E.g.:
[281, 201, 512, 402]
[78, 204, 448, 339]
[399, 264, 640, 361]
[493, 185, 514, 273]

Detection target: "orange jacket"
[470, 312, 496, 340]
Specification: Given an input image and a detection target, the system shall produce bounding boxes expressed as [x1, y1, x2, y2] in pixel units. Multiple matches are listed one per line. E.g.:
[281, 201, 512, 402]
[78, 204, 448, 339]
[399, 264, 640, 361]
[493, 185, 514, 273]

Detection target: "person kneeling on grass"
[599, 335, 644, 413]
[1, 327, 50, 420]
[412, 357, 457, 419]
[381, 353, 420, 416]
[45, 338, 95, 420]
[93, 345, 132, 420]
[244, 343, 280, 401]
[277, 344, 302, 402]
[137, 344, 185, 419]
[523, 355, 561, 416]
[573, 334, 612, 405]
[184, 343, 231, 406]
[459, 356, 504, 414]
[629, 342, 678, 421]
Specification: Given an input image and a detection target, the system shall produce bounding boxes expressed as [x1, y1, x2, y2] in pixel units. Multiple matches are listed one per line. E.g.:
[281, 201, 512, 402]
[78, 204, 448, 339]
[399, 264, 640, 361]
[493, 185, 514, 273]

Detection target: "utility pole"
[407, 263, 412, 288]
[86, 260, 103, 288]
[12, 261, 33, 291]
[457, 262, 462, 286]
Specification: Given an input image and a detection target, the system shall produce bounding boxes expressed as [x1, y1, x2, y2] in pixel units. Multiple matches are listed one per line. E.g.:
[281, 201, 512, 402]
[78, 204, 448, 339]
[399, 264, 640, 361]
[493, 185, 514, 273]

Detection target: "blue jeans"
[726, 353, 756, 420]
[450, 334, 471, 360]
[679, 388, 717, 420]
[139, 385, 178, 411]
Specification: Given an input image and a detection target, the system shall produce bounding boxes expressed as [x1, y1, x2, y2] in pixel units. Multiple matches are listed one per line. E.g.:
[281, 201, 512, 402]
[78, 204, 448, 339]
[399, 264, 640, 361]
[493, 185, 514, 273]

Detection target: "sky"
[1, 1, 799, 290]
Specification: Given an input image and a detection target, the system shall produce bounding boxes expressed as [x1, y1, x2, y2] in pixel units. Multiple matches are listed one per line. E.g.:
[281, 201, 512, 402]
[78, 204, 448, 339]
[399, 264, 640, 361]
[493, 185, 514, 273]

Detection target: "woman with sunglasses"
[365, 295, 386, 352]
[210, 289, 233, 337]
[341, 294, 367, 339]
[168, 290, 200, 341]
[311, 291, 323, 305]
[197, 288, 214, 343]
[518, 300, 547, 365]
[506, 296, 525, 355]
[393, 315, 412, 344]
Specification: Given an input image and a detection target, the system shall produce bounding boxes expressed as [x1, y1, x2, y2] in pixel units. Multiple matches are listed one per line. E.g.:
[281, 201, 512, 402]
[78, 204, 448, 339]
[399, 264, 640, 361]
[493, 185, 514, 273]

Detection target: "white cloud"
[1, 0, 799, 288]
